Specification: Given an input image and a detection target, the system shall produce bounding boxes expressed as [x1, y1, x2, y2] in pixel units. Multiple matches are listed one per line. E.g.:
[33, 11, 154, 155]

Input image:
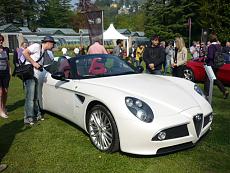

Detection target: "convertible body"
[38, 54, 213, 155]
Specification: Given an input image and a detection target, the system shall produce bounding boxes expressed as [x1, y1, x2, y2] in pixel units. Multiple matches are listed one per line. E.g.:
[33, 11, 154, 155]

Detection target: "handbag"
[14, 47, 44, 80]
[15, 64, 34, 80]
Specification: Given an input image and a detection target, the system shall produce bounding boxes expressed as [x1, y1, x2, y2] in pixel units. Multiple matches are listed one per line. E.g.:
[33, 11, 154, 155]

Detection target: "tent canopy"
[103, 24, 128, 40]
[103, 24, 129, 56]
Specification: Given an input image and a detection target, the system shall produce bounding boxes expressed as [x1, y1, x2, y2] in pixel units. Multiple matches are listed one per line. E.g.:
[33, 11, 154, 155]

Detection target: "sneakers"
[0, 112, 8, 119]
[24, 121, 34, 126]
[36, 114, 45, 121]
[24, 117, 34, 126]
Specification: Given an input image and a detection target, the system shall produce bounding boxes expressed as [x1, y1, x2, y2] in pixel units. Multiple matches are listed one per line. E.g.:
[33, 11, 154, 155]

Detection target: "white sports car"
[38, 54, 213, 155]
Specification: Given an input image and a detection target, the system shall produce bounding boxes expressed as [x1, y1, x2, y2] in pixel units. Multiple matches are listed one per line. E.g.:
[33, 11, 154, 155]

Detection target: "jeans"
[164, 59, 172, 75]
[146, 68, 162, 75]
[24, 78, 41, 123]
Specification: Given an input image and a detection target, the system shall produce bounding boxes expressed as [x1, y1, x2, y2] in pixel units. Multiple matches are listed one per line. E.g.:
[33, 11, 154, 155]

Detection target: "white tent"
[103, 24, 129, 57]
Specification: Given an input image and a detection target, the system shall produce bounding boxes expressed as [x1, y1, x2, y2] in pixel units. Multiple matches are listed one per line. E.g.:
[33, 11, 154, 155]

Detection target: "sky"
[71, 0, 77, 6]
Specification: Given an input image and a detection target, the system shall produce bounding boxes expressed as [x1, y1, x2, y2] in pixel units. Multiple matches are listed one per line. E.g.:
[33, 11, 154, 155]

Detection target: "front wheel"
[87, 104, 120, 153]
[184, 68, 195, 82]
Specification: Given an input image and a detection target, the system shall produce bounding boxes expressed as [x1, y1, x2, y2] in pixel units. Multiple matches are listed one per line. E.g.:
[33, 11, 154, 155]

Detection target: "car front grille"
[193, 114, 203, 137]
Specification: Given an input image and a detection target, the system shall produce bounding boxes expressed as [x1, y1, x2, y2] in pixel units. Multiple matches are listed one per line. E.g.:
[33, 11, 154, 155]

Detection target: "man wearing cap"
[22, 36, 55, 125]
[143, 35, 165, 75]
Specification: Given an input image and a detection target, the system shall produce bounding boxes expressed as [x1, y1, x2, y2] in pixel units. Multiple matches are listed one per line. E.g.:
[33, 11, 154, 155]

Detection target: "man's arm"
[22, 48, 41, 69]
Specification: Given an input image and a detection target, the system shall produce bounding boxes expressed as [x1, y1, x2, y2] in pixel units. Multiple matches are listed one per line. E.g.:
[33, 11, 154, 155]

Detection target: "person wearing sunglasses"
[0, 34, 11, 119]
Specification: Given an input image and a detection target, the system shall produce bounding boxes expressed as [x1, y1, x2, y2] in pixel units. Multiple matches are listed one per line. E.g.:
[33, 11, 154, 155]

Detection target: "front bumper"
[118, 107, 213, 155]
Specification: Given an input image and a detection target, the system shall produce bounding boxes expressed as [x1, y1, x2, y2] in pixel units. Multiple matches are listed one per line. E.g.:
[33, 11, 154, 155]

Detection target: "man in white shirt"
[22, 36, 55, 125]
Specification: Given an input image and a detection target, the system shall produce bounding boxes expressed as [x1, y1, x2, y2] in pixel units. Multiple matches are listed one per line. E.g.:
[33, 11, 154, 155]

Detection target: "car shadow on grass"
[0, 119, 30, 162]
[45, 111, 88, 136]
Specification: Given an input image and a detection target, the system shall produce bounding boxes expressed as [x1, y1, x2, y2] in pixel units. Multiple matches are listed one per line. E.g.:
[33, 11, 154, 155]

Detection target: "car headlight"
[125, 97, 154, 123]
[194, 84, 205, 97]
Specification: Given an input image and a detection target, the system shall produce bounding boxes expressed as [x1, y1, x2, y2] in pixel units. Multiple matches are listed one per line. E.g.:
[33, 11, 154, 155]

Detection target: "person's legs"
[24, 79, 36, 124]
[204, 75, 210, 96]
[164, 59, 170, 75]
[214, 79, 228, 98]
[2, 88, 8, 114]
[34, 78, 43, 121]
[213, 68, 228, 99]
[171, 67, 178, 77]
[2, 75, 10, 115]
[178, 65, 185, 78]
[135, 60, 140, 67]
[0, 87, 7, 118]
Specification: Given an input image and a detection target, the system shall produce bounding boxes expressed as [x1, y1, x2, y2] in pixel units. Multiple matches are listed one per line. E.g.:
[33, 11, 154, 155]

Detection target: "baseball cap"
[41, 36, 56, 44]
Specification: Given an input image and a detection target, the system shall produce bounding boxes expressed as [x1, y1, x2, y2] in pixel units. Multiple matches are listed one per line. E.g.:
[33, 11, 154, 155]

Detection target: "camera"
[38, 65, 43, 72]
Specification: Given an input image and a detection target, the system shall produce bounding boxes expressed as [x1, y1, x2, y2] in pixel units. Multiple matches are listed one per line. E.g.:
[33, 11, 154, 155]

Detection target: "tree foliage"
[37, 0, 74, 28]
[112, 12, 145, 31]
[0, 0, 24, 24]
[0, 0, 74, 29]
[144, 0, 230, 43]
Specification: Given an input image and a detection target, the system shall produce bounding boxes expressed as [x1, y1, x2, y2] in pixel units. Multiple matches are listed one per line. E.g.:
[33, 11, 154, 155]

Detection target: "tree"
[37, 0, 73, 28]
[144, 0, 230, 43]
[70, 12, 88, 31]
[113, 11, 145, 31]
[144, 0, 196, 42]
[0, 0, 24, 24]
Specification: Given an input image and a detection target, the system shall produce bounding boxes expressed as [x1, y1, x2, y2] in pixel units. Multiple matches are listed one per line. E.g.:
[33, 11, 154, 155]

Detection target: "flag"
[85, 10, 103, 44]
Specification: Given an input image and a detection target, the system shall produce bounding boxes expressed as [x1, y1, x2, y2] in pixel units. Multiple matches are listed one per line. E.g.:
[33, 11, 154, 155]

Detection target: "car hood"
[81, 74, 199, 112]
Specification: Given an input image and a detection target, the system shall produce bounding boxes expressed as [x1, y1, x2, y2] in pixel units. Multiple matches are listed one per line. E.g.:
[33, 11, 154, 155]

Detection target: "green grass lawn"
[0, 68, 229, 173]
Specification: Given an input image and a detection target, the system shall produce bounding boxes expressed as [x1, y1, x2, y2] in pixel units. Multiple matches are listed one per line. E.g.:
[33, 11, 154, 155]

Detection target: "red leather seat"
[89, 58, 107, 75]
[58, 57, 71, 78]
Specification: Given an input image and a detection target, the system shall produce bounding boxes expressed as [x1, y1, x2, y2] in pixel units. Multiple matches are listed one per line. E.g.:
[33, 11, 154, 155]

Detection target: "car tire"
[87, 104, 120, 153]
[184, 68, 195, 82]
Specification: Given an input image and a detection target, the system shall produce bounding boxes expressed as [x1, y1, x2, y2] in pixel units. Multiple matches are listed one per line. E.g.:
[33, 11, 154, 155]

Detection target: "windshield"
[45, 54, 138, 79]
[69, 54, 136, 79]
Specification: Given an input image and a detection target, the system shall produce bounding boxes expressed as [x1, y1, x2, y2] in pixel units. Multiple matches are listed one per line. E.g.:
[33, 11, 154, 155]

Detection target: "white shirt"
[26, 43, 44, 79]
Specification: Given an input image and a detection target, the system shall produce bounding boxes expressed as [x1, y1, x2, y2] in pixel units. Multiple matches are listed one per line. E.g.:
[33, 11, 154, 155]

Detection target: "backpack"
[213, 46, 224, 68]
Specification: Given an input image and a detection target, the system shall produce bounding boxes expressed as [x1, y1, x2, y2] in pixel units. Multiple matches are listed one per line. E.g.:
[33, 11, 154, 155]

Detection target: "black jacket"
[143, 45, 165, 71]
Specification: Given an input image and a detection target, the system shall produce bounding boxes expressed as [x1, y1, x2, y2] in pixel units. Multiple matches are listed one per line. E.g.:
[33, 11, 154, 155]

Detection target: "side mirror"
[136, 66, 144, 73]
[51, 72, 69, 82]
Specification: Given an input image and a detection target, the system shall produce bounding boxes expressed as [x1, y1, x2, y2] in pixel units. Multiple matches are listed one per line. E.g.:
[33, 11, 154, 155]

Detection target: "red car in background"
[184, 57, 230, 86]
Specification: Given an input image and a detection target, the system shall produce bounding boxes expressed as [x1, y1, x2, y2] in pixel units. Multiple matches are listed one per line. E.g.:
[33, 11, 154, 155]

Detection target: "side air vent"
[75, 94, 85, 103]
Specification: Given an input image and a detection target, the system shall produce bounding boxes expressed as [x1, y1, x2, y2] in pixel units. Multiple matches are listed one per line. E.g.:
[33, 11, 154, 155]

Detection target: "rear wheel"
[184, 68, 195, 82]
[87, 104, 120, 153]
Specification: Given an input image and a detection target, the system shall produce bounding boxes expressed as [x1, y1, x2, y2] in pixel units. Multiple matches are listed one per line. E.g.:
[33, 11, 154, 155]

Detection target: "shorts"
[0, 74, 10, 88]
